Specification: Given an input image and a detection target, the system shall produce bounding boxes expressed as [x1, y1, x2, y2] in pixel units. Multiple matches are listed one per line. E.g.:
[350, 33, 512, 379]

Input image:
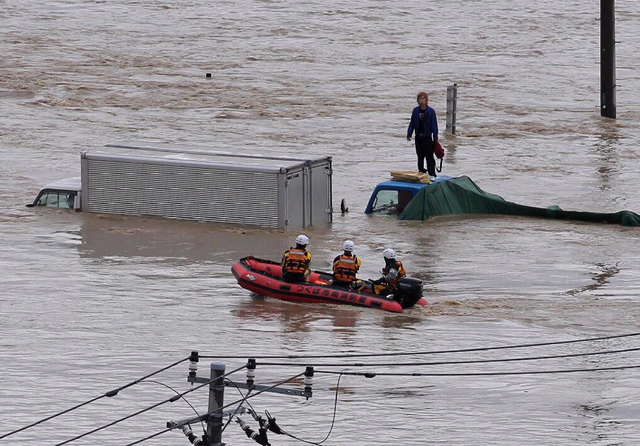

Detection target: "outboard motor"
[394, 277, 424, 309]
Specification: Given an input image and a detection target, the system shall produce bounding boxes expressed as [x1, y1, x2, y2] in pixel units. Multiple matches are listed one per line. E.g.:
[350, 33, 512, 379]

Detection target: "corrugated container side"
[84, 157, 280, 228]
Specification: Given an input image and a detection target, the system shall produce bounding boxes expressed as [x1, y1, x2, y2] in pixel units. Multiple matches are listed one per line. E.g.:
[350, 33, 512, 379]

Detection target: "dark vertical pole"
[601, 0, 616, 118]
[207, 362, 226, 446]
[446, 83, 458, 135]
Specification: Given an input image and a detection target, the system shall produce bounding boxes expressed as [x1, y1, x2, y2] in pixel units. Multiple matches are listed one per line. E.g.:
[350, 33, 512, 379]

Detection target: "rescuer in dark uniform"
[373, 248, 406, 296]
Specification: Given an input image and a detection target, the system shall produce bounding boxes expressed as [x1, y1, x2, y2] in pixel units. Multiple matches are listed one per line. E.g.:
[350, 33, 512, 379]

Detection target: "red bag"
[434, 141, 445, 159]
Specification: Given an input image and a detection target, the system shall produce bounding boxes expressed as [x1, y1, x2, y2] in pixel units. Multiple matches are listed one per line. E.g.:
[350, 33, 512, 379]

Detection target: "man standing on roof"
[407, 91, 439, 181]
[373, 248, 406, 296]
[281, 234, 311, 283]
[332, 240, 362, 290]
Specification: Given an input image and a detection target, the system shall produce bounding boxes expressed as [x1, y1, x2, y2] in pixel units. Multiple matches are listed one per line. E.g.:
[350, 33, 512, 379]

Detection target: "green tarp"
[399, 176, 640, 226]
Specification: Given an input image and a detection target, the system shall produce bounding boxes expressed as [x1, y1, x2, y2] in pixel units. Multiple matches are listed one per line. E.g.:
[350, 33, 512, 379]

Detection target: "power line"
[256, 345, 640, 368]
[144, 380, 205, 433]
[8, 335, 640, 445]
[275, 373, 343, 446]
[199, 332, 640, 360]
[53, 364, 248, 446]
[124, 371, 306, 446]
[0, 356, 190, 441]
[127, 360, 640, 445]
[316, 363, 640, 377]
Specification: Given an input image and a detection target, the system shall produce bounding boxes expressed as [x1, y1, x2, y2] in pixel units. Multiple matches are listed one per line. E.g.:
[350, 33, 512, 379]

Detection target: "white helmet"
[295, 234, 309, 246]
[383, 248, 396, 260]
[342, 240, 355, 252]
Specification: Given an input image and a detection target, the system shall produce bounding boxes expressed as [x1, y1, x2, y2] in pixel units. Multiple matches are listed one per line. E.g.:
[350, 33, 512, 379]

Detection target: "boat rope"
[0, 356, 190, 441]
[198, 331, 640, 360]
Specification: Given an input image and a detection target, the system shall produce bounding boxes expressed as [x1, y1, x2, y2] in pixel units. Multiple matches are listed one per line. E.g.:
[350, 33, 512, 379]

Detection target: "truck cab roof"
[41, 177, 82, 192]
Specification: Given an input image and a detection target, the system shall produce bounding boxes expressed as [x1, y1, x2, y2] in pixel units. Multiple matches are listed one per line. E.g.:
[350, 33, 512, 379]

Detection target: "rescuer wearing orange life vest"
[281, 234, 312, 283]
[373, 248, 406, 296]
[332, 240, 362, 289]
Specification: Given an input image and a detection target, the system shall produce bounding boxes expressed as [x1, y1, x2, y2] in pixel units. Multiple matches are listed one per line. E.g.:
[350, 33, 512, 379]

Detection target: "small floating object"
[340, 198, 348, 214]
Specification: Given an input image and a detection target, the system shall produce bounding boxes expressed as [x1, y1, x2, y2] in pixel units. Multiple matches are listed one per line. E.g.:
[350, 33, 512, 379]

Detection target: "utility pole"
[170, 356, 314, 446]
[601, 0, 616, 119]
[207, 362, 226, 446]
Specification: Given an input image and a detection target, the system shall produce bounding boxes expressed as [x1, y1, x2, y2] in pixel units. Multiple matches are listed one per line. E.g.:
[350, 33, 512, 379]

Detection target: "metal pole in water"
[601, 0, 616, 119]
[446, 83, 458, 134]
[207, 362, 226, 446]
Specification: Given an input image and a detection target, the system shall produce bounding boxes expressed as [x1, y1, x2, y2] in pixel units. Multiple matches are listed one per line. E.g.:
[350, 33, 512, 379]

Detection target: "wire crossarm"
[228, 381, 308, 398]
[188, 356, 314, 399]
[176, 355, 314, 445]
[167, 406, 247, 431]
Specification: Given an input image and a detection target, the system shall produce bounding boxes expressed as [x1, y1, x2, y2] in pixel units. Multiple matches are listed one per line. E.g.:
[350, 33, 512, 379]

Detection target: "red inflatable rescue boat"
[231, 256, 427, 313]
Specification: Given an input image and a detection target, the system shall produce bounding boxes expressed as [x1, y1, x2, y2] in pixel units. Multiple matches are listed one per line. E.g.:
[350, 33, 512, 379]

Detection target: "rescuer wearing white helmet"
[332, 239, 362, 289]
[281, 234, 311, 283]
[374, 248, 407, 295]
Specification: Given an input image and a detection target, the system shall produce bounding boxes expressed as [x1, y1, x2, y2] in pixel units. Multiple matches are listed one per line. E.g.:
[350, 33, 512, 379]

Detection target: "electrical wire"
[123, 371, 306, 446]
[256, 345, 640, 368]
[226, 378, 257, 414]
[0, 356, 190, 441]
[315, 363, 640, 377]
[199, 332, 640, 360]
[277, 373, 343, 446]
[225, 378, 257, 433]
[144, 380, 205, 433]
[9, 334, 640, 445]
[53, 364, 247, 446]
[124, 360, 640, 446]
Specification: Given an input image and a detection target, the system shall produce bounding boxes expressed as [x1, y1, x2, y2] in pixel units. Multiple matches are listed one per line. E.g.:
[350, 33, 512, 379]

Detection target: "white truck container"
[78, 143, 332, 230]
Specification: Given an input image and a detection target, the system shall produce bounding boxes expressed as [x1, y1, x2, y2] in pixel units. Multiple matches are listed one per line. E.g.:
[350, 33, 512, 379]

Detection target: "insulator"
[188, 351, 199, 382]
[303, 374, 313, 387]
[246, 358, 256, 387]
[304, 366, 314, 399]
[237, 418, 255, 438]
[181, 424, 202, 445]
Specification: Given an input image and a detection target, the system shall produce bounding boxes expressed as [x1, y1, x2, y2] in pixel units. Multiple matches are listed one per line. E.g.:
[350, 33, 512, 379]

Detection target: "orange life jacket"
[282, 247, 310, 275]
[333, 254, 360, 282]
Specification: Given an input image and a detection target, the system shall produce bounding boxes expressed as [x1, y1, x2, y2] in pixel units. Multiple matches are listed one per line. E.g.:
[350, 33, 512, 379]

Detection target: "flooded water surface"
[2, 0, 640, 445]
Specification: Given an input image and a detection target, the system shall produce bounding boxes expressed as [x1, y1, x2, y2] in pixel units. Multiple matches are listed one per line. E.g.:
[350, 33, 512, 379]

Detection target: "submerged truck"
[28, 143, 333, 230]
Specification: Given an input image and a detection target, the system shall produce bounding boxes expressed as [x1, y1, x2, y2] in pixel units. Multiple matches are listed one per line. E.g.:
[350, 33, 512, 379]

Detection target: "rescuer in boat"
[281, 234, 312, 283]
[332, 240, 364, 290]
[373, 248, 406, 296]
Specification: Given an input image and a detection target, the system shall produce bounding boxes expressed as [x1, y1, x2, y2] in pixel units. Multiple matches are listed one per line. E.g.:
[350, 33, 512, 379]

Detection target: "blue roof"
[372, 180, 430, 192]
